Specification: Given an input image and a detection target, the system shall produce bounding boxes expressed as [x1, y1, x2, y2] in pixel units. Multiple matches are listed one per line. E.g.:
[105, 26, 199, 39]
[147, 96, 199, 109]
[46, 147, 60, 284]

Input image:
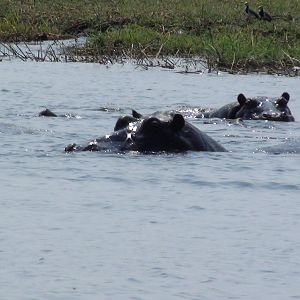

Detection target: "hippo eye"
[141, 118, 161, 133]
[275, 98, 288, 108]
[246, 99, 260, 108]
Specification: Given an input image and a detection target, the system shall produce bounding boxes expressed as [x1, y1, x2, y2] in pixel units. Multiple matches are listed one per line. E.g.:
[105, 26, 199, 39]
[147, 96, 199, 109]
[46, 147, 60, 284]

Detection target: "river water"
[1, 60, 300, 300]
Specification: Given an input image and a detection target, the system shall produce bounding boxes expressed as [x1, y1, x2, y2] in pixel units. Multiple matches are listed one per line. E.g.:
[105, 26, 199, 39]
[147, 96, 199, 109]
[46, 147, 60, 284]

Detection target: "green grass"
[0, 0, 299, 73]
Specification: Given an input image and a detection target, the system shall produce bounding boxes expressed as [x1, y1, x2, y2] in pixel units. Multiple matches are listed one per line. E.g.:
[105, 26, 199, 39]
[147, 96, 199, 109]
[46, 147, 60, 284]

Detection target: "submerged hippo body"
[39, 108, 58, 117]
[65, 112, 227, 153]
[205, 92, 294, 122]
[39, 108, 77, 118]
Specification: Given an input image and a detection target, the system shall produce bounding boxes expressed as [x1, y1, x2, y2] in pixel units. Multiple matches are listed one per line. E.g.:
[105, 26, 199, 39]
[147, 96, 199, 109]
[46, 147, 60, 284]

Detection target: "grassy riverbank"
[1, 0, 299, 73]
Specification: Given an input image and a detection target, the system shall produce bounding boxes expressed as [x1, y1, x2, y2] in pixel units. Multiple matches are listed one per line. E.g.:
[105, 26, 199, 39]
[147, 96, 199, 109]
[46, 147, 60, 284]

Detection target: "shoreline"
[1, 0, 299, 75]
[1, 39, 299, 77]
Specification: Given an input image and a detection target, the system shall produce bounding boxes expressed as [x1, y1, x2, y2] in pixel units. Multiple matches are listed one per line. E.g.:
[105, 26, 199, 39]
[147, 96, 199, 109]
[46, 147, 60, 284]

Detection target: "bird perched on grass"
[258, 6, 272, 22]
[244, 2, 260, 19]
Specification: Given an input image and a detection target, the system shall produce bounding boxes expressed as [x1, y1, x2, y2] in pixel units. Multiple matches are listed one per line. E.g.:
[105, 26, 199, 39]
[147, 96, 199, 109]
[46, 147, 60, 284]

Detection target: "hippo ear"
[276, 92, 290, 107]
[237, 94, 247, 106]
[169, 114, 185, 131]
[132, 109, 142, 119]
[281, 92, 290, 102]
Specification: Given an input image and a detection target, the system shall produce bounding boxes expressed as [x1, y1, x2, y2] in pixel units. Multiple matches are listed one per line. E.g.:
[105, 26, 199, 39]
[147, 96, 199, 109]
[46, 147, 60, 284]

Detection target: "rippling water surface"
[1, 60, 300, 300]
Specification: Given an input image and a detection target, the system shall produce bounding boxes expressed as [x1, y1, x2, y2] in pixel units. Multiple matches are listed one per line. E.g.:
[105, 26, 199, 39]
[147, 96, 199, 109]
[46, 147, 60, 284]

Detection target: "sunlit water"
[1, 60, 300, 300]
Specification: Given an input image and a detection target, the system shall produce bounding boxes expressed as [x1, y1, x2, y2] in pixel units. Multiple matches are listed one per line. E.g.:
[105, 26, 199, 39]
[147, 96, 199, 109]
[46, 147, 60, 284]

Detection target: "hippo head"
[39, 108, 57, 117]
[124, 114, 188, 152]
[114, 115, 138, 131]
[114, 110, 144, 131]
[235, 92, 294, 122]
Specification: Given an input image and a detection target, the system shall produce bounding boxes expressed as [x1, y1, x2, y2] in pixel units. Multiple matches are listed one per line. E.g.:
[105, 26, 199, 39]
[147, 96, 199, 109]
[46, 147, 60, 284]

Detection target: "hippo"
[204, 92, 294, 122]
[38, 108, 77, 118]
[65, 112, 227, 153]
[113, 111, 140, 131]
[39, 108, 58, 117]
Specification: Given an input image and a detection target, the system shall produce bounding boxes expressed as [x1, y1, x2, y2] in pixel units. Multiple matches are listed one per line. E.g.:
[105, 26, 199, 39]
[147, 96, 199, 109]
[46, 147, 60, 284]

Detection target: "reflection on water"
[0, 60, 300, 300]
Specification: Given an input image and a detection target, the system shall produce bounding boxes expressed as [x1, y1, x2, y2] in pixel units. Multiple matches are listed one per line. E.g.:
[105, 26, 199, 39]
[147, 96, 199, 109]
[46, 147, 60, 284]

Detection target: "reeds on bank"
[0, 0, 299, 74]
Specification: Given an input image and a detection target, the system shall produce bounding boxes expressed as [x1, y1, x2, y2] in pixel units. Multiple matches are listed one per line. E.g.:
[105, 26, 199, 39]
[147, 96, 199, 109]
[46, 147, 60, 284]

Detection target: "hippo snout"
[260, 112, 291, 122]
[262, 112, 281, 119]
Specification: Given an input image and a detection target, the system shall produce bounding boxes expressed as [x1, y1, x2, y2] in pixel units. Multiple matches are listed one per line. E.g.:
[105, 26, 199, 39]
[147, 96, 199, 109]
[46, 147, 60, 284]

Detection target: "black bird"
[258, 6, 272, 22]
[245, 2, 260, 19]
